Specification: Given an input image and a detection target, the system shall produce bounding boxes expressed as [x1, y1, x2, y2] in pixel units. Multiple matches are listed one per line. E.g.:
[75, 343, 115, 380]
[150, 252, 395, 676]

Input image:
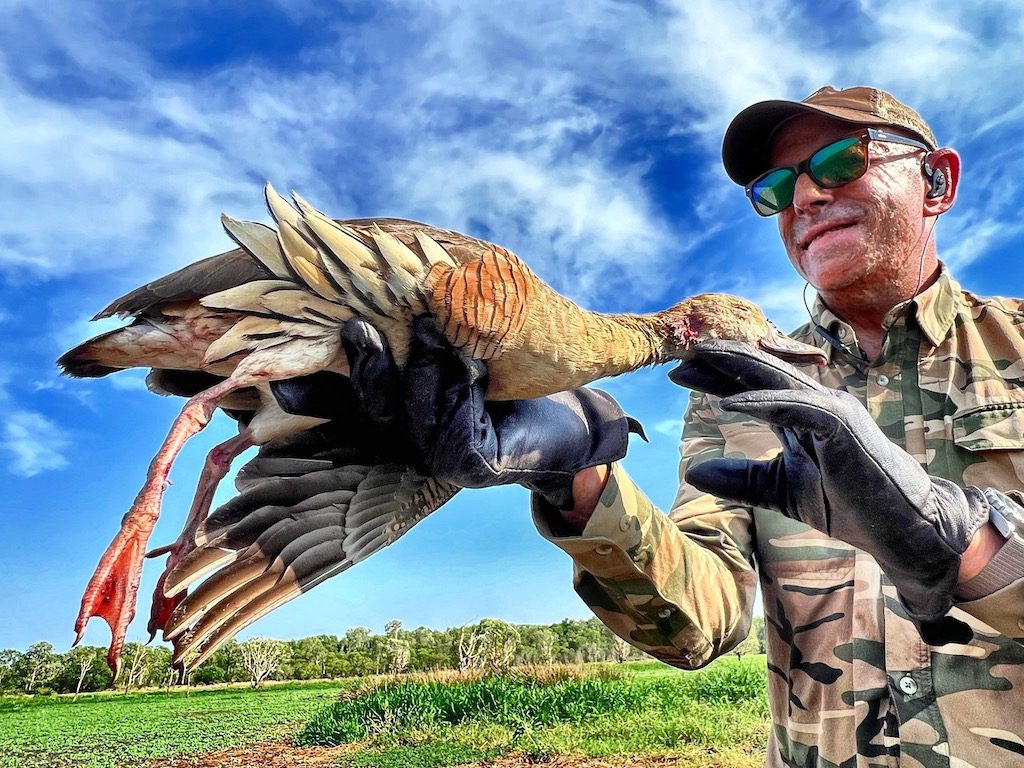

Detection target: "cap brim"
[722, 100, 891, 186]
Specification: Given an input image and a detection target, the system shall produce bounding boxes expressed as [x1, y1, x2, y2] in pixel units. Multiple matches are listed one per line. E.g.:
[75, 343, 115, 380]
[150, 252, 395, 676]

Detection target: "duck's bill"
[758, 326, 828, 366]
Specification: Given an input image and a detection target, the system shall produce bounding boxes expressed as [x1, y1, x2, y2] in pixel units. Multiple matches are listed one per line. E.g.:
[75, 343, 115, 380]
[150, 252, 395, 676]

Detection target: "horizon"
[4, 613, 634, 656]
[3, 1, 1023, 656]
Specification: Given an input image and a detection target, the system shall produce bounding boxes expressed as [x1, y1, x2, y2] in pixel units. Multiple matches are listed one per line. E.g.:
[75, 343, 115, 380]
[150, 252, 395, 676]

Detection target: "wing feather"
[164, 451, 458, 669]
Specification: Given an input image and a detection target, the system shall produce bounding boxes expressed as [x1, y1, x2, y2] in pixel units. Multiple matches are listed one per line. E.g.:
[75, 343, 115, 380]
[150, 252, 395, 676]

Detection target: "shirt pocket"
[952, 401, 1024, 450]
[950, 401, 1024, 493]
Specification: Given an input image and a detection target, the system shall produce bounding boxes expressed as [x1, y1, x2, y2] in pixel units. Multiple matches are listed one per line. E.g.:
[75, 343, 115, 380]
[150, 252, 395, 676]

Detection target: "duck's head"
[657, 293, 827, 365]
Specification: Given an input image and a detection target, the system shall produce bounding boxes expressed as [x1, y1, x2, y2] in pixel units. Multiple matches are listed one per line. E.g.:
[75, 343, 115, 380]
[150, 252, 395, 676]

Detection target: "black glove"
[671, 342, 991, 640]
[340, 315, 641, 510]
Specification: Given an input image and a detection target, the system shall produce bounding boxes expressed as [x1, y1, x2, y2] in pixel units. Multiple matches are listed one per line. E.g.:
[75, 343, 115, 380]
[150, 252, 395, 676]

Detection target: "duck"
[60, 183, 825, 674]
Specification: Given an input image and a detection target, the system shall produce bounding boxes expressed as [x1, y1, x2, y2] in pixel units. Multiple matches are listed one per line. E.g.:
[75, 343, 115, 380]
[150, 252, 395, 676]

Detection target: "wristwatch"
[955, 488, 1024, 601]
[983, 488, 1024, 539]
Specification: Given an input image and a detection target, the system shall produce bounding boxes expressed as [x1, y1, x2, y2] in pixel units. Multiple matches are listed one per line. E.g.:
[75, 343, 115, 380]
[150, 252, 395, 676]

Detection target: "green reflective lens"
[808, 137, 867, 187]
[751, 168, 796, 215]
[746, 134, 876, 216]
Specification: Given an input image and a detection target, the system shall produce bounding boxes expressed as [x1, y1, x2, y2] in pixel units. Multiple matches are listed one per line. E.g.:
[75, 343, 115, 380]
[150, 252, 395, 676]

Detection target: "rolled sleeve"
[531, 461, 752, 668]
[955, 533, 1024, 639]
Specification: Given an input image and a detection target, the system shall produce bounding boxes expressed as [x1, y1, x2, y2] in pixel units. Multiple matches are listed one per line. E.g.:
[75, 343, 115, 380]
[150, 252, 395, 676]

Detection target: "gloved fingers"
[410, 314, 453, 349]
[409, 314, 487, 385]
[917, 616, 974, 646]
[685, 455, 789, 511]
[270, 371, 358, 420]
[405, 314, 491, 464]
[721, 387, 918, 483]
[341, 317, 403, 424]
[668, 341, 825, 398]
[718, 388, 849, 439]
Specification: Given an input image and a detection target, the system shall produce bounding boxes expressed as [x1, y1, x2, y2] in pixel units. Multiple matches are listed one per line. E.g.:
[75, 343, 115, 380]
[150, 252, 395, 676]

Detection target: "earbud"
[923, 155, 947, 199]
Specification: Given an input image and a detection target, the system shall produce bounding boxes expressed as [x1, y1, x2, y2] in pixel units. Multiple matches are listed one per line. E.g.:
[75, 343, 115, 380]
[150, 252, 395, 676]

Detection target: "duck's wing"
[160, 420, 459, 670]
[96, 249, 271, 320]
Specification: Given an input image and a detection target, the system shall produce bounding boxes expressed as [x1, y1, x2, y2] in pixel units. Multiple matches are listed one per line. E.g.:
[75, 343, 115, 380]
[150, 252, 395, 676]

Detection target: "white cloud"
[652, 418, 683, 439]
[5, 1, 1024, 341]
[658, 0, 835, 145]
[1, 410, 70, 477]
[109, 372, 150, 392]
[938, 217, 1024, 274]
[1, 1, 685, 312]
[396, 146, 675, 303]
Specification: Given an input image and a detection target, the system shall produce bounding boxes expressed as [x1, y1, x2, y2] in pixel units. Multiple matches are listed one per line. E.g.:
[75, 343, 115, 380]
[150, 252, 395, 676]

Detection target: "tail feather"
[58, 333, 125, 378]
[264, 182, 310, 242]
[290, 196, 397, 314]
[58, 319, 214, 378]
[58, 327, 143, 378]
[370, 224, 428, 312]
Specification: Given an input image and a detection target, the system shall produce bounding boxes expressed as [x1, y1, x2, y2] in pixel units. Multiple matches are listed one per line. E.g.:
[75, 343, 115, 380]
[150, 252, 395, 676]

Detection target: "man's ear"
[923, 148, 960, 216]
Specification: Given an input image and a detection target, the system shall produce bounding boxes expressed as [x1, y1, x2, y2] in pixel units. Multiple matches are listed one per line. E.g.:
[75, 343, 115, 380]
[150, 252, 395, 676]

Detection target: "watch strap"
[955, 488, 1024, 601]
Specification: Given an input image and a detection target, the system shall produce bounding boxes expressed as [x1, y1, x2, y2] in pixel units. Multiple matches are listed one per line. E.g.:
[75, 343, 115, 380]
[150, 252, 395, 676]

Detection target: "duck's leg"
[145, 429, 256, 639]
[74, 376, 246, 677]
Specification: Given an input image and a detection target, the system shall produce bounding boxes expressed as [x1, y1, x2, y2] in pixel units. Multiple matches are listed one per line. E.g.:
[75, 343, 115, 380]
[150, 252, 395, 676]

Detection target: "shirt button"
[595, 544, 613, 555]
[898, 675, 918, 695]
[838, 327, 848, 339]
[619, 515, 632, 531]
[877, 374, 890, 386]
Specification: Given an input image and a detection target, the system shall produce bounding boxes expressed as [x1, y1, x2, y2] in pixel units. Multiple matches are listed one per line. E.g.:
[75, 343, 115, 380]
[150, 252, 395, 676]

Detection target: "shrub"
[299, 666, 641, 746]
[686, 659, 766, 704]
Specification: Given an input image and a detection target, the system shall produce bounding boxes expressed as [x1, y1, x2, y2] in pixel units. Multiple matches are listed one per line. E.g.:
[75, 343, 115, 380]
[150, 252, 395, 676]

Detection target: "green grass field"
[0, 681, 346, 768]
[0, 659, 770, 768]
[299, 660, 770, 767]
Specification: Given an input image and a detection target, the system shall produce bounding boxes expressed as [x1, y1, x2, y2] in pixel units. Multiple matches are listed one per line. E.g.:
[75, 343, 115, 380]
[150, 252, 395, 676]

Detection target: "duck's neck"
[594, 312, 673, 372]
[485, 297, 674, 401]
[533, 310, 671, 389]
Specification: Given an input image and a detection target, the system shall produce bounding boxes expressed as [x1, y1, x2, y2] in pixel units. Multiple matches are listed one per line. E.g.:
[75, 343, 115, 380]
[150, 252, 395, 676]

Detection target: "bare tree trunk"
[240, 638, 285, 689]
[73, 658, 93, 702]
[122, 647, 148, 695]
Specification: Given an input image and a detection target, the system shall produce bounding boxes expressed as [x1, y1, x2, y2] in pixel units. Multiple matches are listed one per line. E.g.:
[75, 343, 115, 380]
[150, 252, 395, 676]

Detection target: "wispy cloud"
[1, 410, 70, 477]
[1, 1, 686, 310]
[652, 418, 683, 439]
[7, 1, 1022, 312]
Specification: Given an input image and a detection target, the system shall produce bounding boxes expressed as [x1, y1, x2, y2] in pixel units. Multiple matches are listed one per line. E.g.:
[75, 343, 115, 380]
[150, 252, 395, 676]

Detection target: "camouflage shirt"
[534, 267, 1024, 767]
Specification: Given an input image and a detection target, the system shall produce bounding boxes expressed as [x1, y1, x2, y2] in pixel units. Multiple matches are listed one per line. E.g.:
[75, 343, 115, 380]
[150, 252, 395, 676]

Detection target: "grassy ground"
[299, 659, 770, 767]
[0, 659, 770, 768]
[0, 681, 346, 768]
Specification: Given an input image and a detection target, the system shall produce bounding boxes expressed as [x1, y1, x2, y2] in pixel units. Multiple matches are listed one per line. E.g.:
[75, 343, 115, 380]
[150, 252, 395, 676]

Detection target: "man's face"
[769, 114, 928, 294]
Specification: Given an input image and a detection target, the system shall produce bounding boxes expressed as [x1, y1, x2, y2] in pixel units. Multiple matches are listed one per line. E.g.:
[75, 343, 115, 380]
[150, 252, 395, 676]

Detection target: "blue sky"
[3, 0, 1024, 653]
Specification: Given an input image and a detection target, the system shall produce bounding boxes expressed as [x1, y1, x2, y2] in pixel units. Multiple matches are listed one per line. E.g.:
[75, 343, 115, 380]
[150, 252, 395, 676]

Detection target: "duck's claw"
[75, 527, 150, 678]
[147, 569, 186, 640]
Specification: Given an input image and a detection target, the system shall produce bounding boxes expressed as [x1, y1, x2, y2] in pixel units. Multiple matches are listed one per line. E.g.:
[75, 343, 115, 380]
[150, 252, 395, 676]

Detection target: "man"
[281, 86, 1024, 764]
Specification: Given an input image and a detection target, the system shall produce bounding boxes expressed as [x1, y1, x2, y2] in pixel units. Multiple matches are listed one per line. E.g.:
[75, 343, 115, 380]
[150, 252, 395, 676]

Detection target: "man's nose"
[792, 172, 833, 214]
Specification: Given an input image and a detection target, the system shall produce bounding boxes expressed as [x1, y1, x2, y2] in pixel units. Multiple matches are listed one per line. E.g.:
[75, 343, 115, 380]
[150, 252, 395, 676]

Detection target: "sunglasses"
[746, 128, 933, 216]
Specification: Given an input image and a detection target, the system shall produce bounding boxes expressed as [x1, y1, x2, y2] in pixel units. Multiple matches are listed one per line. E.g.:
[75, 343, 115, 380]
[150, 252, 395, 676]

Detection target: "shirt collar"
[883, 263, 960, 347]
[807, 263, 961, 359]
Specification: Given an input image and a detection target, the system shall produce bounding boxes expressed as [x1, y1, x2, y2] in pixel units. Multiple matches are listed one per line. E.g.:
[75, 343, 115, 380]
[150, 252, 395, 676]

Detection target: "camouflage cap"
[722, 85, 938, 185]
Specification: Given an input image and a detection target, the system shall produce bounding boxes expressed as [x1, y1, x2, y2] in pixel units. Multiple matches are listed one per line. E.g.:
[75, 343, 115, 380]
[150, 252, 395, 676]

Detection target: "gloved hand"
[670, 341, 991, 638]
[338, 315, 641, 511]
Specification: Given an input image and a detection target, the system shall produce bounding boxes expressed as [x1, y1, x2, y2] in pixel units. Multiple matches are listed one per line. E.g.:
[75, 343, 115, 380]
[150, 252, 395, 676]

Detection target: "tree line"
[0, 616, 765, 695]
